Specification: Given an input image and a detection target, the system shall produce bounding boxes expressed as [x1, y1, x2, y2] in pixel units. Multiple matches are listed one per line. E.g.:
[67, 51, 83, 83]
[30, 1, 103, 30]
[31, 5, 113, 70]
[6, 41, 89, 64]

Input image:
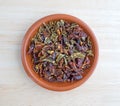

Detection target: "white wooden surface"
[0, 0, 120, 106]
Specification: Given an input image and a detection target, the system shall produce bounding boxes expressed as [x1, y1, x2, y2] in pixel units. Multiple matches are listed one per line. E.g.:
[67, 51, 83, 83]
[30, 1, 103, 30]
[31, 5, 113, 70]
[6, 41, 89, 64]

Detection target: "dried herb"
[56, 53, 65, 63]
[71, 52, 85, 59]
[44, 37, 51, 44]
[28, 19, 94, 82]
[42, 58, 57, 65]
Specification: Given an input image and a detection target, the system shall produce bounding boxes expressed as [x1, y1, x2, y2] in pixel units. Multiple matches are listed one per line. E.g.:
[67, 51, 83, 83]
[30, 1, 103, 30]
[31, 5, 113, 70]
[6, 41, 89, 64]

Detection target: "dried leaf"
[42, 58, 56, 65]
[47, 50, 54, 54]
[71, 52, 85, 59]
[56, 53, 65, 63]
[64, 57, 68, 66]
[70, 23, 79, 28]
[50, 33, 58, 42]
[44, 37, 51, 44]
[87, 50, 94, 56]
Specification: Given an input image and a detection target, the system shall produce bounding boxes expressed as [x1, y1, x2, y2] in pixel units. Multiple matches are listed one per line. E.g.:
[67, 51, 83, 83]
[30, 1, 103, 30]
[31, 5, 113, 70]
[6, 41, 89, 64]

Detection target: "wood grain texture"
[0, 0, 120, 106]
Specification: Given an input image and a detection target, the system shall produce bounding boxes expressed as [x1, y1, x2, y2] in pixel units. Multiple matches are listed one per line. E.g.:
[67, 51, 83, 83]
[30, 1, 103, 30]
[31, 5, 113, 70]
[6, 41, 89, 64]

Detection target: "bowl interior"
[22, 14, 98, 91]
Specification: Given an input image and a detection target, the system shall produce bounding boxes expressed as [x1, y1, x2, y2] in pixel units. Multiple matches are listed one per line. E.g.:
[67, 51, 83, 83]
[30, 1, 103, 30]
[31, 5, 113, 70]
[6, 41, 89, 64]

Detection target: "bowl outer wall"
[21, 14, 99, 91]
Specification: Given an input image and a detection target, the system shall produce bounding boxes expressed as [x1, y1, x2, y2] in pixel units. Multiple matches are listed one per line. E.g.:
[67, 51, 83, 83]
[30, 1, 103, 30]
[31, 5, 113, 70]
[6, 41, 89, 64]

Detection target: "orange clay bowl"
[21, 14, 99, 91]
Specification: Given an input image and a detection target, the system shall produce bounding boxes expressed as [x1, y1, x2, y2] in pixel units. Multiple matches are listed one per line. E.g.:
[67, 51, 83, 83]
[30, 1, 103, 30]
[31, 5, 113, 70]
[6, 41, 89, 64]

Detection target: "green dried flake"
[42, 58, 56, 65]
[64, 57, 68, 66]
[56, 53, 65, 63]
[57, 20, 65, 28]
[50, 33, 58, 42]
[60, 20, 64, 26]
[87, 37, 92, 46]
[65, 42, 71, 48]
[71, 52, 85, 59]
[44, 37, 51, 44]
[70, 23, 79, 28]
[31, 37, 38, 44]
[47, 50, 54, 54]
[35, 65, 39, 70]
[38, 27, 44, 33]
[62, 32, 67, 37]
[40, 55, 46, 60]
[70, 39, 76, 45]
[87, 50, 94, 57]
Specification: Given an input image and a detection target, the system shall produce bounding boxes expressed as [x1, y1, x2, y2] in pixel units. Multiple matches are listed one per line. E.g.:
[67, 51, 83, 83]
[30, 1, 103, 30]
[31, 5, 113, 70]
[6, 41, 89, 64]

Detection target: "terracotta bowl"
[21, 14, 99, 91]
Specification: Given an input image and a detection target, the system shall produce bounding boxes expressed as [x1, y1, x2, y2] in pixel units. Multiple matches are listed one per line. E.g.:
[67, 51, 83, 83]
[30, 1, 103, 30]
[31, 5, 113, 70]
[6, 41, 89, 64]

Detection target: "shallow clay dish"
[21, 14, 99, 91]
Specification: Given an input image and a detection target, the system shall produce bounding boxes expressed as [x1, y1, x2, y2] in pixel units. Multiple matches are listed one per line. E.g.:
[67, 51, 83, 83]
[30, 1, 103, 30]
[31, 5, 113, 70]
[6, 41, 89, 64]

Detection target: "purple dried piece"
[81, 45, 88, 52]
[55, 69, 63, 77]
[76, 58, 84, 68]
[41, 34, 45, 42]
[52, 52, 56, 60]
[84, 57, 90, 65]
[63, 74, 68, 81]
[75, 43, 82, 51]
[74, 75, 82, 80]
[68, 46, 73, 55]
[28, 43, 35, 54]
[33, 58, 39, 65]
[79, 31, 87, 37]
[57, 76, 63, 82]
[44, 70, 51, 80]
[75, 39, 80, 44]
[45, 70, 51, 77]
[66, 72, 71, 78]
[65, 22, 70, 28]
[33, 52, 39, 59]
[71, 71, 78, 76]
[61, 36, 66, 46]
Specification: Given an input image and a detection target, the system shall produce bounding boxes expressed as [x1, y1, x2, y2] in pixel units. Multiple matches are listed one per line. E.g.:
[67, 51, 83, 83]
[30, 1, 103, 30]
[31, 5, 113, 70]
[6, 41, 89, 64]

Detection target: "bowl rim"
[21, 14, 99, 91]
